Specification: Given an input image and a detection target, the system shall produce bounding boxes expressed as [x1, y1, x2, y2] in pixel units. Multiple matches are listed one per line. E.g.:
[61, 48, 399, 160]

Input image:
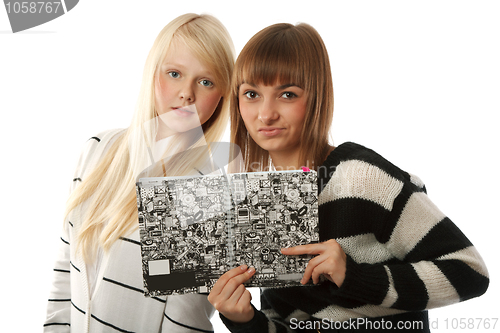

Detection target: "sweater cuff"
[330, 254, 389, 304]
[219, 304, 270, 333]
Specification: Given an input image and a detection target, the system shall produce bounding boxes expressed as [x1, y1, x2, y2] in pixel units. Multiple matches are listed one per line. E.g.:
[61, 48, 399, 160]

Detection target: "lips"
[172, 106, 195, 117]
[258, 127, 284, 137]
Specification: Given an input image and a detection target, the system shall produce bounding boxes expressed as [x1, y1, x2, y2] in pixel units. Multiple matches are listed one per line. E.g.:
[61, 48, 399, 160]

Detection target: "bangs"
[173, 35, 227, 92]
[172, 18, 233, 95]
[235, 24, 307, 89]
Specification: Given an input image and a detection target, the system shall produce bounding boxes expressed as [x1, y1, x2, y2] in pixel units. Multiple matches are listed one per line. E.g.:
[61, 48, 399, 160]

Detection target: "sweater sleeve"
[161, 294, 216, 332]
[43, 130, 124, 331]
[314, 153, 489, 314]
[43, 139, 93, 332]
[219, 303, 294, 333]
[43, 221, 72, 332]
[330, 181, 489, 311]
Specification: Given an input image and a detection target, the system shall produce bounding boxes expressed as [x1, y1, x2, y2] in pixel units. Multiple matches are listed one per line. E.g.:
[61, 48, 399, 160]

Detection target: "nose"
[179, 82, 195, 103]
[258, 99, 279, 124]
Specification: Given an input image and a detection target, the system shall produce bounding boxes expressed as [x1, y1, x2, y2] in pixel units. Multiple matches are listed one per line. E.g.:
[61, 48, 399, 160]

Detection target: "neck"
[269, 150, 301, 171]
[269, 145, 335, 171]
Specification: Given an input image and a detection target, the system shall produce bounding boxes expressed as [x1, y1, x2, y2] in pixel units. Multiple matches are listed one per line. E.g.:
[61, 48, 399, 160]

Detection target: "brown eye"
[281, 91, 297, 99]
[243, 91, 258, 99]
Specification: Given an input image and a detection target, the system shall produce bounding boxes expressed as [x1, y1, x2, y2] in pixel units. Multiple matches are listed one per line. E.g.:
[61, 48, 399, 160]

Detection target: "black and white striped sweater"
[221, 142, 489, 332]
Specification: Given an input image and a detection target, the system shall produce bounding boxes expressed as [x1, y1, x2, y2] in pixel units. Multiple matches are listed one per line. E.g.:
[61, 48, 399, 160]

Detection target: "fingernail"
[247, 266, 255, 274]
[240, 264, 248, 271]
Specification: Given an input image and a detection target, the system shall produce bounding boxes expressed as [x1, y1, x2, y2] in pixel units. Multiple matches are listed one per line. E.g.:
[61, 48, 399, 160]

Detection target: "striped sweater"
[221, 142, 489, 332]
[43, 129, 215, 333]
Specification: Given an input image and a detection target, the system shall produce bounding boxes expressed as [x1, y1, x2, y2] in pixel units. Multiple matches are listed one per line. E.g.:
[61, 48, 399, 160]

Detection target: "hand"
[281, 239, 346, 287]
[208, 264, 256, 323]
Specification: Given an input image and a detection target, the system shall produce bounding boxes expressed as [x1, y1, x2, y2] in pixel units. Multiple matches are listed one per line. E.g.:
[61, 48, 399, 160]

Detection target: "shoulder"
[86, 128, 126, 149]
[73, 128, 126, 181]
[323, 142, 405, 180]
[318, 142, 425, 209]
[82, 128, 125, 153]
[321, 142, 424, 186]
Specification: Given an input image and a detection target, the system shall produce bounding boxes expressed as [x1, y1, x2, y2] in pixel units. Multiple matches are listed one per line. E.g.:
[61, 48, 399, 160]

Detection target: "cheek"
[205, 92, 222, 111]
[239, 103, 254, 128]
[154, 77, 171, 107]
[197, 91, 222, 122]
[292, 102, 308, 130]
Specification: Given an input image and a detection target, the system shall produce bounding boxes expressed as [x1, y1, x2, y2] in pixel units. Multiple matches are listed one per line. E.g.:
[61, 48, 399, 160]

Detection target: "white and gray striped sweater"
[43, 129, 216, 333]
[221, 142, 489, 332]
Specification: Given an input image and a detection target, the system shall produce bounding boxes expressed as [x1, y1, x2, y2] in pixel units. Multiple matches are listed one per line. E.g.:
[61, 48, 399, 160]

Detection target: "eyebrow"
[241, 82, 303, 89]
[162, 61, 186, 69]
[161, 62, 215, 78]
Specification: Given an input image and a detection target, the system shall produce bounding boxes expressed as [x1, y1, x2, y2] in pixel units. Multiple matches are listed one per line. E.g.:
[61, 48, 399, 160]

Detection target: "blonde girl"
[44, 13, 234, 333]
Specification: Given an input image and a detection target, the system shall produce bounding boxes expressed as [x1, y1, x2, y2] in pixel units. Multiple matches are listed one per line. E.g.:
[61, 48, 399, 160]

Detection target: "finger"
[210, 284, 244, 313]
[301, 254, 328, 284]
[229, 286, 253, 314]
[311, 261, 332, 284]
[226, 284, 247, 305]
[281, 242, 330, 256]
[283, 239, 342, 255]
[281, 244, 317, 255]
[210, 265, 248, 296]
[222, 288, 255, 324]
[218, 266, 255, 301]
[237, 288, 253, 311]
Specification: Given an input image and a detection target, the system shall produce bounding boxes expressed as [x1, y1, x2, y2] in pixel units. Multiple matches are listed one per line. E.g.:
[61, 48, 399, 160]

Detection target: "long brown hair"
[230, 23, 333, 172]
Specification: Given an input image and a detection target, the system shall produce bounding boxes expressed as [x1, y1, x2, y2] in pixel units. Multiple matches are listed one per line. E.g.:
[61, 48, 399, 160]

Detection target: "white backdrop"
[1, 1, 498, 332]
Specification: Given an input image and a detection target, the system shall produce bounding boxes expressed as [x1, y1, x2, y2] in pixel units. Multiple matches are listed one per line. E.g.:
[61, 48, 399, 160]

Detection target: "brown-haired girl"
[208, 22, 488, 333]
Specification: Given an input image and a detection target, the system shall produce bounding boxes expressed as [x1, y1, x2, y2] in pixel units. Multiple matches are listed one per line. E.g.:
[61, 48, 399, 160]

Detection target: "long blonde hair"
[67, 13, 235, 261]
[231, 23, 333, 172]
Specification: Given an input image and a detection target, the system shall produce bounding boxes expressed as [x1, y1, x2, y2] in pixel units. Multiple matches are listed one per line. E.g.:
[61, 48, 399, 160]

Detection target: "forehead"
[160, 40, 214, 75]
[162, 39, 192, 63]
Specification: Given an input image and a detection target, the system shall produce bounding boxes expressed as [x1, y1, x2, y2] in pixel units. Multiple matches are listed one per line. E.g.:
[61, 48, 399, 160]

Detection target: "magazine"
[136, 169, 319, 296]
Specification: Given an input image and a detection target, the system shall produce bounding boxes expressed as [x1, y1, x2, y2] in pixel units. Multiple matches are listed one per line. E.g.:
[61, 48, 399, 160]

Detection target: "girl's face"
[155, 40, 222, 136]
[239, 82, 308, 164]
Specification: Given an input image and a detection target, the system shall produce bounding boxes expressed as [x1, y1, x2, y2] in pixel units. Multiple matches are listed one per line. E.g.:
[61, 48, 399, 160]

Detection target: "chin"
[162, 116, 203, 133]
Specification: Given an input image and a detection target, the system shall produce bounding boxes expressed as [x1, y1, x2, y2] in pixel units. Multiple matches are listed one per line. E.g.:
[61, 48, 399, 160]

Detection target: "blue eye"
[200, 79, 214, 87]
[168, 71, 180, 79]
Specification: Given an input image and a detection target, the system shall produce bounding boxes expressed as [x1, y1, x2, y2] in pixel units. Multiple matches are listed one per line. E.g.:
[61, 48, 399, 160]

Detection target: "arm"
[43, 221, 72, 332]
[286, 173, 489, 313]
[43, 130, 124, 331]
[43, 139, 88, 332]
[330, 190, 489, 311]
[161, 294, 216, 333]
[264, 165, 489, 326]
